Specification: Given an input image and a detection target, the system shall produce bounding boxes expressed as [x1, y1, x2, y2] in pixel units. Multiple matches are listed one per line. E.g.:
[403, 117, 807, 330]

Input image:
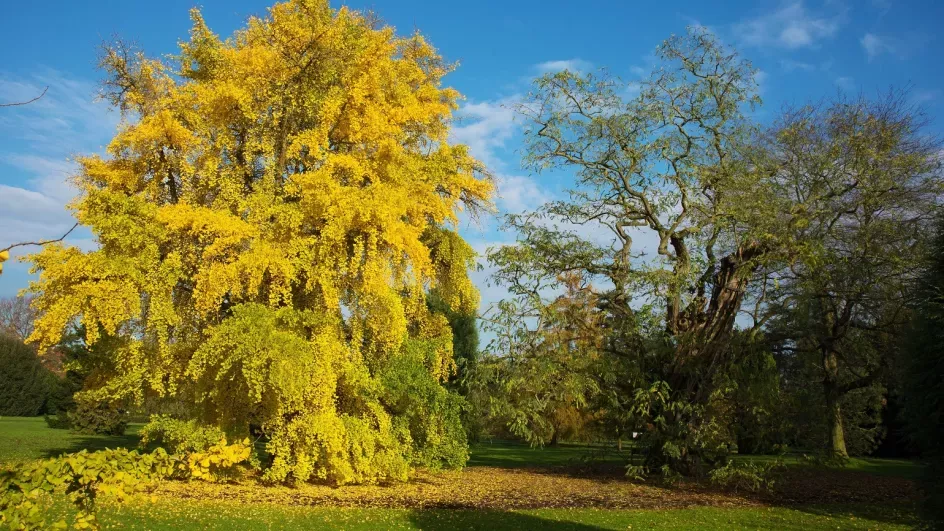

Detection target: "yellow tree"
[25, 0, 492, 485]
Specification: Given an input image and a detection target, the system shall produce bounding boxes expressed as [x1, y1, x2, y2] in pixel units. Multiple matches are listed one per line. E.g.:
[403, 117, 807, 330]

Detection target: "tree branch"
[0, 86, 48, 107]
[1, 223, 80, 253]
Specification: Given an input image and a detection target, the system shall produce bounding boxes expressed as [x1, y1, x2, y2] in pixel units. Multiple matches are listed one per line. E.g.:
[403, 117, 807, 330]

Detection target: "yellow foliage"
[25, 0, 491, 484]
[187, 438, 252, 481]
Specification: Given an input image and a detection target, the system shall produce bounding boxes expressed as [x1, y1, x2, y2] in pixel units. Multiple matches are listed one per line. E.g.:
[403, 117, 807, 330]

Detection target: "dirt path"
[151, 465, 917, 510]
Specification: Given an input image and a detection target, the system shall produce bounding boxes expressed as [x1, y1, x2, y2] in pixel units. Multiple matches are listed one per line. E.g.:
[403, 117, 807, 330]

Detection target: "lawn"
[87, 502, 915, 530]
[468, 439, 629, 468]
[0, 417, 921, 530]
[731, 452, 923, 480]
[470, 437, 922, 480]
[0, 416, 141, 464]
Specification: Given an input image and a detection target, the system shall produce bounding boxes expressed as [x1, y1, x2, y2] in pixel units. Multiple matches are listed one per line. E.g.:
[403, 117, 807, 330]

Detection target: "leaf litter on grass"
[148, 464, 917, 511]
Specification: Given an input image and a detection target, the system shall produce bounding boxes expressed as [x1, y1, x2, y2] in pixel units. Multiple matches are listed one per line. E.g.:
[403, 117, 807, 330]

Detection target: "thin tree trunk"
[825, 386, 848, 458]
[823, 347, 849, 458]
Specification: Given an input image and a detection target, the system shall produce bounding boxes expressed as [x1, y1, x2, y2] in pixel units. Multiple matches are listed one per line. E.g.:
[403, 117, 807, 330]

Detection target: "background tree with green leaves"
[489, 28, 782, 474]
[0, 334, 59, 417]
[470, 272, 604, 446]
[759, 93, 942, 457]
[482, 27, 942, 473]
[901, 214, 944, 527]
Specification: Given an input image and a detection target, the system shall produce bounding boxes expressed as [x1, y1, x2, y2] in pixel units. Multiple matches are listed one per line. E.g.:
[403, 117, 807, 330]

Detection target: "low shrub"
[0, 437, 253, 529]
[139, 415, 226, 454]
[0, 447, 180, 530]
[186, 438, 253, 482]
[68, 402, 127, 436]
[44, 413, 72, 430]
[708, 458, 784, 493]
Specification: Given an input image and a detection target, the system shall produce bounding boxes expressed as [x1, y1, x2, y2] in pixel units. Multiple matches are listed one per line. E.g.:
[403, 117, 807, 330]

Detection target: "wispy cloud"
[872, 0, 893, 14]
[629, 65, 648, 78]
[534, 59, 592, 74]
[733, 2, 842, 50]
[755, 70, 770, 95]
[913, 89, 941, 105]
[494, 174, 551, 215]
[860, 31, 930, 62]
[780, 59, 815, 72]
[451, 97, 519, 170]
[0, 70, 117, 294]
[835, 76, 856, 90]
[860, 33, 893, 61]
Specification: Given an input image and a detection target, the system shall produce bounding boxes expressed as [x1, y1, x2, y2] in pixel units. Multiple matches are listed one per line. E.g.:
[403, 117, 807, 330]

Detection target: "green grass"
[83, 501, 914, 530]
[731, 453, 923, 480]
[469, 438, 923, 480]
[468, 440, 629, 468]
[1, 418, 922, 529]
[0, 416, 141, 464]
[1, 416, 920, 480]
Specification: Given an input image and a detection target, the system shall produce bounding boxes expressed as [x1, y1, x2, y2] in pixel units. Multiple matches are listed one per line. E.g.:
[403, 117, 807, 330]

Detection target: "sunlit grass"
[3, 418, 922, 530]
[0, 416, 141, 465]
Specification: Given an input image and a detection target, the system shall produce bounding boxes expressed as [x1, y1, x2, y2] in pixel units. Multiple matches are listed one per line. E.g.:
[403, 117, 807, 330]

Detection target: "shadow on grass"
[39, 431, 141, 460]
[723, 465, 921, 528]
[407, 509, 606, 531]
[468, 440, 631, 475]
[783, 502, 919, 528]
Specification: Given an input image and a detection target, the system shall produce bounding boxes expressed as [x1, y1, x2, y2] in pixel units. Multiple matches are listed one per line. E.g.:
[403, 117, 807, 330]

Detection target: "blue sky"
[2, 0, 942, 315]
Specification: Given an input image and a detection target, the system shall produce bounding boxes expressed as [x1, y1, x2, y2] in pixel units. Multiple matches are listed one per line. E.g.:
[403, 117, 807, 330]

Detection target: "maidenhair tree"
[25, 0, 491, 484]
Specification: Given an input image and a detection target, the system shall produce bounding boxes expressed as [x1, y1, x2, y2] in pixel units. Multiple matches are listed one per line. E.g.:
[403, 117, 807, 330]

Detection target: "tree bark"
[825, 384, 848, 458]
[822, 348, 849, 458]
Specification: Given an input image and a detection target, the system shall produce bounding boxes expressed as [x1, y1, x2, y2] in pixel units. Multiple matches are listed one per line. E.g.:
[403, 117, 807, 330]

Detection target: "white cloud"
[534, 59, 593, 74]
[0, 70, 116, 295]
[754, 70, 769, 94]
[494, 174, 551, 214]
[780, 59, 815, 72]
[860, 33, 895, 61]
[450, 97, 519, 170]
[734, 2, 842, 50]
[913, 89, 941, 104]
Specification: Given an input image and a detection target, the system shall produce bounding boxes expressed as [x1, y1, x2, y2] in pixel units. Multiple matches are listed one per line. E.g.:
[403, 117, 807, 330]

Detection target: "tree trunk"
[824, 385, 848, 458]
[549, 427, 559, 447]
[822, 345, 849, 458]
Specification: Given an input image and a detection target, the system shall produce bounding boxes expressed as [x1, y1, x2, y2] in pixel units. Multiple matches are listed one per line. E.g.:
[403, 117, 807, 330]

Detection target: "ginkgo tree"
[24, 0, 492, 485]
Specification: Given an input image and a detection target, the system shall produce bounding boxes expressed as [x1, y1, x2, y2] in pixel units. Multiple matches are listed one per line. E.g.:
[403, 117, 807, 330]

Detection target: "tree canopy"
[24, 0, 491, 485]
[479, 28, 943, 473]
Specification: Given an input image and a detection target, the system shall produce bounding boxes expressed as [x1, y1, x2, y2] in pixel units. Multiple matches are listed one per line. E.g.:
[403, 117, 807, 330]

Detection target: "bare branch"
[0, 86, 48, 107]
[1, 222, 80, 254]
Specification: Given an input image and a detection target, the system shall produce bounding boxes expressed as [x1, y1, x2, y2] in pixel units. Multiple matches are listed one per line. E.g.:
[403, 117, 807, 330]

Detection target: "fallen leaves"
[146, 464, 917, 512]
